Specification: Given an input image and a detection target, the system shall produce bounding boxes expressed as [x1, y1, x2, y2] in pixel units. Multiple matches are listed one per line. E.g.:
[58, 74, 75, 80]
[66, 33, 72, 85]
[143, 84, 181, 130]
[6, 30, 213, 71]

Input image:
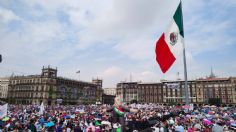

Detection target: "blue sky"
[0, 0, 236, 87]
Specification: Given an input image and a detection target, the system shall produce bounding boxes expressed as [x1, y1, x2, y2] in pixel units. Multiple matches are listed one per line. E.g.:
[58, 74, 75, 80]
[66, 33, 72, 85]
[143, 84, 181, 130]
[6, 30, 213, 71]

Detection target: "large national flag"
[155, 2, 184, 73]
[0, 104, 8, 118]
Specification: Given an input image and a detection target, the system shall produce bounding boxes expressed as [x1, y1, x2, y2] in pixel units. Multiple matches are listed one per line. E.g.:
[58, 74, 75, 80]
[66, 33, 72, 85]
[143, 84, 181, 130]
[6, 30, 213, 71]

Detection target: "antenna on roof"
[130, 73, 132, 82]
[177, 72, 181, 80]
[209, 66, 216, 78]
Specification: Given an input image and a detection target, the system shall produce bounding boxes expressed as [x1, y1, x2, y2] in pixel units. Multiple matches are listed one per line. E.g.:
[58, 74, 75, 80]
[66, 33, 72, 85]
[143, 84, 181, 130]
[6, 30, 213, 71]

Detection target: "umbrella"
[186, 114, 191, 118]
[175, 125, 184, 132]
[45, 122, 54, 128]
[208, 111, 214, 115]
[168, 119, 175, 125]
[101, 121, 111, 126]
[230, 114, 236, 118]
[39, 118, 45, 124]
[231, 123, 236, 127]
[222, 117, 230, 121]
[2, 117, 10, 121]
[0, 120, 5, 126]
[95, 121, 101, 126]
[70, 115, 75, 119]
[205, 114, 212, 118]
[86, 126, 95, 132]
[182, 105, 190, 109]
[116, 127, 121, 132]
[64, 115, 71, 119]
[203, 119, 213, 125]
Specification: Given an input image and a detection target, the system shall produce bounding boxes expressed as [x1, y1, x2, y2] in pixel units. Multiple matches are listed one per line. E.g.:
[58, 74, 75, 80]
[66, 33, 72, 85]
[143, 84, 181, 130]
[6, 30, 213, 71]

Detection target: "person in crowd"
[0, 103, 235, 132]
[103, 97, 139, 132]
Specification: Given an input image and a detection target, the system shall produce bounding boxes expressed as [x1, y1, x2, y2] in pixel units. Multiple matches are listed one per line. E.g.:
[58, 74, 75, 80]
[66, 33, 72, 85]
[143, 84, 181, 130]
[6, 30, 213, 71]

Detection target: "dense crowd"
[0, 103, 236, 132]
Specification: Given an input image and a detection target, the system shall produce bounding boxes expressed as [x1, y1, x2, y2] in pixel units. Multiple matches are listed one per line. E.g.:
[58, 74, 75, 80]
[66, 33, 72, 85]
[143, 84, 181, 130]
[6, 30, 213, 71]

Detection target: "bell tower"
[41, 65, 57, 78]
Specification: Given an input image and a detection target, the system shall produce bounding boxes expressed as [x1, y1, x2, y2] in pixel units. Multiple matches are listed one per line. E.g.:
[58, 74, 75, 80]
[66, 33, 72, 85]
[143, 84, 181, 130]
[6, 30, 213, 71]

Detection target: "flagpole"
[183, 39, 189, 105]
[180, 1, 190, 105]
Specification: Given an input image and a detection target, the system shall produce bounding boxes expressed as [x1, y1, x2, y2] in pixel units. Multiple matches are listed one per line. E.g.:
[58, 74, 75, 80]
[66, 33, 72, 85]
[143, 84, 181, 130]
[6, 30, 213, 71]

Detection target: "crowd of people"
[0, 102, 236, 132]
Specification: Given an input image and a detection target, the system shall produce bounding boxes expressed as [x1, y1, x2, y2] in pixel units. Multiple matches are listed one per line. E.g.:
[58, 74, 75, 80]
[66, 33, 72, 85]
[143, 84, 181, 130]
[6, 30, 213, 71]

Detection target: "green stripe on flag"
[173, 2, 184, 37]
[114, 107, 124, 117]
[116, 127, 121, 132]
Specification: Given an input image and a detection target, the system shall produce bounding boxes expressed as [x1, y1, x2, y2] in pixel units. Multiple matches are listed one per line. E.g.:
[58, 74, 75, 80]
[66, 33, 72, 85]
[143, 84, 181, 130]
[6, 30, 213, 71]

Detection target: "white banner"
[75, 108, 85, 113]
[0, 104, 8, 118]
[166, 83, 180, 89]
[39, 102, 45, 115]
[189, 104, 194, 110]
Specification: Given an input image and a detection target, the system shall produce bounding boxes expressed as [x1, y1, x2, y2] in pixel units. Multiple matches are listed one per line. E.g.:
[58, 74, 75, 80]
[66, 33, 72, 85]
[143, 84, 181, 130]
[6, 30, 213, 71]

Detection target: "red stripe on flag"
[155, 33, 176, 73]
[117, 107, 124, 112]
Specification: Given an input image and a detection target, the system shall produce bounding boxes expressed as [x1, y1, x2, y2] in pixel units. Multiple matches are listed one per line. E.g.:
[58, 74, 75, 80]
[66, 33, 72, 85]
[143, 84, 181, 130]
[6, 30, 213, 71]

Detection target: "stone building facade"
[116, 82, 138, 102]
[116, 77, 236, 104]
[195, 77, 236, 104]
[92, 79, 103, 103]
[7, 66, 102, 105]
[0, 77, 10, 99]
[103, 88, 116, 96]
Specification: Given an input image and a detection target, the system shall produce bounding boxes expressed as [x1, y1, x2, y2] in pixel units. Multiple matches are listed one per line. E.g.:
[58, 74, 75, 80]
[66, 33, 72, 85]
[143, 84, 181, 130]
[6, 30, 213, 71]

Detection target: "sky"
[0, 0, 236, 88]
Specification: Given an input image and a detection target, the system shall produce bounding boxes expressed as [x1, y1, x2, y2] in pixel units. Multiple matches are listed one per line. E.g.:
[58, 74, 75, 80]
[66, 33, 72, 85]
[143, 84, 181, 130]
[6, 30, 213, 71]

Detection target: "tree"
[208, 98, 222, 105]
[48, 86, 53, 98]
[130, 99, 138, 104]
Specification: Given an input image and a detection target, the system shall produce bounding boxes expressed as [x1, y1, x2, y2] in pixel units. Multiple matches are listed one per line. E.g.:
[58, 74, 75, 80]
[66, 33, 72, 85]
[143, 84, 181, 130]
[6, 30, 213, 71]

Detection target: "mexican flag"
[114, 107, 125, 117]
[155, 2, 184, 73]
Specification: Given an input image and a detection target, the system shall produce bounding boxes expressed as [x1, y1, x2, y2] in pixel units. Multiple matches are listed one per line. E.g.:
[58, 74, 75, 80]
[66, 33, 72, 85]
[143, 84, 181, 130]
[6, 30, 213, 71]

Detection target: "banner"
[39, 102, 44, 115]
[73, 88, 78, 98]
[57, 99, 63, 104]
[166, 83, 180, 89]
[0, 104, 8, 118]
[189, 104, 194, 110]
[59, 86, 66, 97]
[75, 108, 85, 113]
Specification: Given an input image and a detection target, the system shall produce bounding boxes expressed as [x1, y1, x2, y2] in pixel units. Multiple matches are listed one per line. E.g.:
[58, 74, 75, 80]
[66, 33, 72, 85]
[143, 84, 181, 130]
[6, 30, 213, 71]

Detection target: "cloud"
[113, 37, 154, 60]
[136, 71, 160, 82]
[96, 66, 125, 87]
[0, 0, 236, 88]
[70, 0, 179, 49]
[0, 7, 20, 23]
[186, 17, 235, 56]
[99, 66, 122, 78]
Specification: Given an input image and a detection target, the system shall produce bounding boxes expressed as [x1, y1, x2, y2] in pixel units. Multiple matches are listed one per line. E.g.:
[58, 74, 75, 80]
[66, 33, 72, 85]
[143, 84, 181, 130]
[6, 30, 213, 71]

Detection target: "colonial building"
[0, 77, 10, 99]
[159, 80, 197, 104]
[7, 66, 102, 105]
[92, 78, 103, 103]
[138, 82, 163, 103]
[195, 77, 236, 104]
[116, 82, 138, 103]
[103, 88, 116, 96]
[116, 77, 236, 105]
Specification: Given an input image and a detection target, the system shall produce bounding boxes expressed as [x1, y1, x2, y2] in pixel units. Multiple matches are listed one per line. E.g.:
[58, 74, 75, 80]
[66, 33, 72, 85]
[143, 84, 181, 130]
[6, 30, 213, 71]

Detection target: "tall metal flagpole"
[183, 39, 189, 105]
[180, 1, 190, 105]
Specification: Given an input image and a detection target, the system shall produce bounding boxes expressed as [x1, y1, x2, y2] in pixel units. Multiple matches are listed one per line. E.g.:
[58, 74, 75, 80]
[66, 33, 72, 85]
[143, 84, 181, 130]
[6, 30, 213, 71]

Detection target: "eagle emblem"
[170, 32, 178, 46]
